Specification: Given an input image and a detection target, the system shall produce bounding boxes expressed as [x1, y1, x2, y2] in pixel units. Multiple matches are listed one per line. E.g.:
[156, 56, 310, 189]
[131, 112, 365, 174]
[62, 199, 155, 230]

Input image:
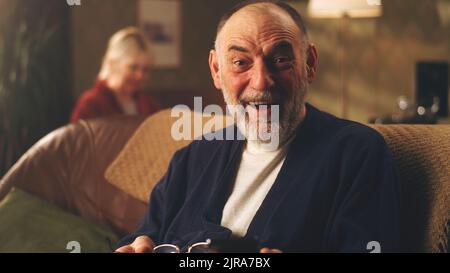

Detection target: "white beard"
[220, 73, 308, 150]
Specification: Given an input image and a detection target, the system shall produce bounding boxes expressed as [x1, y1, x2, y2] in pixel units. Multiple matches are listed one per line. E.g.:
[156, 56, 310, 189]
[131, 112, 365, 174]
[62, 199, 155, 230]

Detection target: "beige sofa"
[0, 109, 449, 252]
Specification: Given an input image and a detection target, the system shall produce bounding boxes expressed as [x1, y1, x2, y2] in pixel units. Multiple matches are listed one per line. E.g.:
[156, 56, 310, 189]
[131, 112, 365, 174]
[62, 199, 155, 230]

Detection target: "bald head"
[215, 0, 308, 52]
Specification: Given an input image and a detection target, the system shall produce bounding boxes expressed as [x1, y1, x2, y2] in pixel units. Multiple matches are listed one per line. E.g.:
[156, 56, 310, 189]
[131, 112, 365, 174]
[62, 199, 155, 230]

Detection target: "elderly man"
[116, 0, 400, 253]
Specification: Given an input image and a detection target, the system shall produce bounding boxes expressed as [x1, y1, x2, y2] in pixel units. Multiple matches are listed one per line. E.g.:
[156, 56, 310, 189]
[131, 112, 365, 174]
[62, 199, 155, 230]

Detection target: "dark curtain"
[0, 0, 72, 177]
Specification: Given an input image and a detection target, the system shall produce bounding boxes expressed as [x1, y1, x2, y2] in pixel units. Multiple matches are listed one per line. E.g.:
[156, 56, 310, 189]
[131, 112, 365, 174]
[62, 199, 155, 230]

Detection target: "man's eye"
[273, 57, 289, 64]
[272, 56, 292, 70]
[233, 60, 247, 66]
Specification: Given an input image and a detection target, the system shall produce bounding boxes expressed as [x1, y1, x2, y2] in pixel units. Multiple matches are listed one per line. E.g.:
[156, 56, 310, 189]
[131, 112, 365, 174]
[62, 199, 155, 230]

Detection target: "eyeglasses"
[153, 239, 213, 253]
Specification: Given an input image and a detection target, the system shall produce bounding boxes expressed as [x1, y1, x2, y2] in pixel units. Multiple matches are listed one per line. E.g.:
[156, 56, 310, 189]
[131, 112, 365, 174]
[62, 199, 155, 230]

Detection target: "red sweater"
[70, 80, 161, 122]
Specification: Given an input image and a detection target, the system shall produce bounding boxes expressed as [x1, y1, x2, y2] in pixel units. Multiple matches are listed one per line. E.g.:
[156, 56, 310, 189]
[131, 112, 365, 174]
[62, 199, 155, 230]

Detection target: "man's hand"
[260, 247, 283, 253]
[115, 235, 155, 253]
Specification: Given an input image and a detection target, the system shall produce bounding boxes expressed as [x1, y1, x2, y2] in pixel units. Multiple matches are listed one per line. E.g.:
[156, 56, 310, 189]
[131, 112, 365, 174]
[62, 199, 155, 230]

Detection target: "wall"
[70, 0, 450, 122]
[70, 0, 138, 98]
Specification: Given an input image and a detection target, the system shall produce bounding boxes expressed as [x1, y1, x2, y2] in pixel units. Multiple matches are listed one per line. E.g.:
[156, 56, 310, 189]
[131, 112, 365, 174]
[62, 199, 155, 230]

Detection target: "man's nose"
[250, 60, 275, 91]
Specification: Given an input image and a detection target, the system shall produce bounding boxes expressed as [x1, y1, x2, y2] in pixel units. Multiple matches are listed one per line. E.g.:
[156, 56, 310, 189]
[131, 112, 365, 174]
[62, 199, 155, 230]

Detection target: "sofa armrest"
[0, 115, 148, 236]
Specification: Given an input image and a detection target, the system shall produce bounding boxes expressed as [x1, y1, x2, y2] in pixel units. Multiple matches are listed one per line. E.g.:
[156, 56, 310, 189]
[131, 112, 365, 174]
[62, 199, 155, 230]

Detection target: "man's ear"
[209, 50, 222, 90]
[306, 44, 318, 84]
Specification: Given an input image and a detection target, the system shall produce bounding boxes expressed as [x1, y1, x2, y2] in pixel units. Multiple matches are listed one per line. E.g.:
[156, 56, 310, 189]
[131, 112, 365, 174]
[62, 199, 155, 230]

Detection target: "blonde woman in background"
[71, 26, 161, 122]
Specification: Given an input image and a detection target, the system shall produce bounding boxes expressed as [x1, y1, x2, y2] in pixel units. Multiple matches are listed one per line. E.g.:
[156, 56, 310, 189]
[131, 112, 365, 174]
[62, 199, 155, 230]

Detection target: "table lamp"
[308, 0, 382, 118]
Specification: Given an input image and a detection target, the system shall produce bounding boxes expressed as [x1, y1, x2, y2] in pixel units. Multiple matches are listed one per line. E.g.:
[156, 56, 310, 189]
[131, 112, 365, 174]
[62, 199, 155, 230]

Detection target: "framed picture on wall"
[138, 0, 181, 68]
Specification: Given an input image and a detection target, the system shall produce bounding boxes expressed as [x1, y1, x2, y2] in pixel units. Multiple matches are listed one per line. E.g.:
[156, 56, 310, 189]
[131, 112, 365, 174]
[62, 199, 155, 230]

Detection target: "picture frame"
[138, 0, 181, 68]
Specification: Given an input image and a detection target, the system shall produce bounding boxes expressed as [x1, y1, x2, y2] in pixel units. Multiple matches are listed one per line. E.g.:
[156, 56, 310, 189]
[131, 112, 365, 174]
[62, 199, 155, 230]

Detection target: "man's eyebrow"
[226, 41, 294, 55]
[227, 45, 249, 53]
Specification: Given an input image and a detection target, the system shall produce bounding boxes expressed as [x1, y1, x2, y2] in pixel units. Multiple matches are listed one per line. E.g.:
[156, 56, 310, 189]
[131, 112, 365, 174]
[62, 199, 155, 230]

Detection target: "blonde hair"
[98, 26, 152, 80]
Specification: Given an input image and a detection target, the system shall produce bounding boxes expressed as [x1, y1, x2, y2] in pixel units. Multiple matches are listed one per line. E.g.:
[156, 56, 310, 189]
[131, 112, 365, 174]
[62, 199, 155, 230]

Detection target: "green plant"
[0, 0, 72, 176]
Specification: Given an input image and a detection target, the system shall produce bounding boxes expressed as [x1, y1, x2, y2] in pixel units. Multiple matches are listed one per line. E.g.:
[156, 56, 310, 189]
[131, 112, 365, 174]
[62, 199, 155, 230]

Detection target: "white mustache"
[238, 91, 280, 105]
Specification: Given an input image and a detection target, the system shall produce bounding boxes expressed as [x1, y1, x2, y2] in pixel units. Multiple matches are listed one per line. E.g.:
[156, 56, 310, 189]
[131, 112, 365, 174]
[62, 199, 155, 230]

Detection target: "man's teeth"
[248, 102, 270, 106]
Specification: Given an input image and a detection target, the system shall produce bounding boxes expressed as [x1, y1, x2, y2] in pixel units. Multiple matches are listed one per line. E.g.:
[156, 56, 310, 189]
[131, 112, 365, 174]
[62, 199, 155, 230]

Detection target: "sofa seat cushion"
[0, 188, 119, 253]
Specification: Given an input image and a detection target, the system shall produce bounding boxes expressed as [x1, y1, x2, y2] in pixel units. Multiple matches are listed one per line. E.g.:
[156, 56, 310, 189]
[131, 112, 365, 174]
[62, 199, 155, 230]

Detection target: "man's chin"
[238, 120, 282, 144]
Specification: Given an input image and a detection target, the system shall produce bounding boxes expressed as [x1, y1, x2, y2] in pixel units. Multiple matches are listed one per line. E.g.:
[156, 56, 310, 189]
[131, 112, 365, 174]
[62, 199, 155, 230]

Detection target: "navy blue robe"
[117, 103, 401, 252]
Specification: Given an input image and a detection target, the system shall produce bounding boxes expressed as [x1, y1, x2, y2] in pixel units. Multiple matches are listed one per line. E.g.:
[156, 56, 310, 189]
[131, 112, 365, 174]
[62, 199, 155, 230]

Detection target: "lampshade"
[308, 0, 382, 18]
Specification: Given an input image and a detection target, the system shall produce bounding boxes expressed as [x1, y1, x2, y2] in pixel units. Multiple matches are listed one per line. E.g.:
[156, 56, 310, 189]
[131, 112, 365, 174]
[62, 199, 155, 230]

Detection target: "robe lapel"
[203, 137, 244, 224]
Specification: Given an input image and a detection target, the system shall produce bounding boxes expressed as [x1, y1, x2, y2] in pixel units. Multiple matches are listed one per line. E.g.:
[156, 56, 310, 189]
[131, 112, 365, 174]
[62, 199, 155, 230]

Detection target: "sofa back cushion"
[105, 108, 233, 203]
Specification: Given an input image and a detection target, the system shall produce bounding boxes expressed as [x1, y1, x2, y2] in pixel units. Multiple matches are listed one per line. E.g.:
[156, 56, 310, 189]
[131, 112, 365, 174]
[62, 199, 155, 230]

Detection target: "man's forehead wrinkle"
[225, 36, 257, 53]
[257, 28, 297, 46]
[223, 30, 297, 57]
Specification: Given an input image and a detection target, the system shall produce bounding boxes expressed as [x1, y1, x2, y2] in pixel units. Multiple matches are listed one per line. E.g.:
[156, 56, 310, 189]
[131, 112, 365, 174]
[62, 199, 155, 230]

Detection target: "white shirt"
[117, 96, 138, 115]
[220, 139, 291, 237]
